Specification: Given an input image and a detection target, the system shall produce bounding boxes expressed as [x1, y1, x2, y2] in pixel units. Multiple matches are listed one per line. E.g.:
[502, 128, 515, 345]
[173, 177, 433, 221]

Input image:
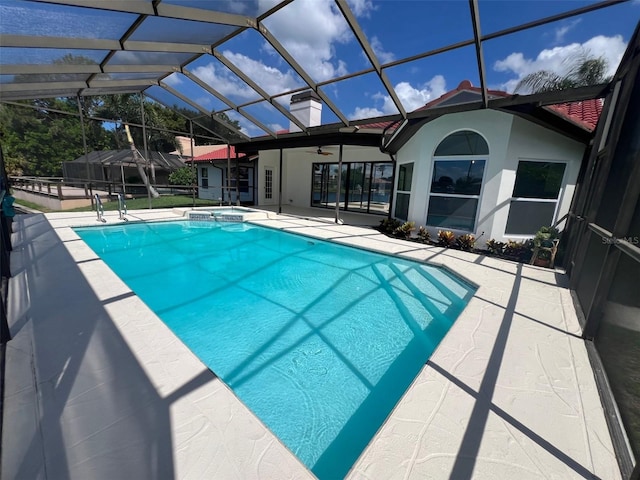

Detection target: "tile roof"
[420, 80, 603, 131]
[545, 99, 604, 131]
[192, 145, 246, 162]
[418, 80, 509, 111]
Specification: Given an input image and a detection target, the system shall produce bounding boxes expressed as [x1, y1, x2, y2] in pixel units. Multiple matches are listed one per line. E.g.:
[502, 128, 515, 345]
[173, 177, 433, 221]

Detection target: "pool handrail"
[95, 194, 105, 223]
[118, 193, 128, 221]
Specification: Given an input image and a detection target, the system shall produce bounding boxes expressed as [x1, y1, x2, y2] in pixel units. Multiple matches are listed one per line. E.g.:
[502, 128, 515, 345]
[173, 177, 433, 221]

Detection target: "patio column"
[335, 144, 343, 224]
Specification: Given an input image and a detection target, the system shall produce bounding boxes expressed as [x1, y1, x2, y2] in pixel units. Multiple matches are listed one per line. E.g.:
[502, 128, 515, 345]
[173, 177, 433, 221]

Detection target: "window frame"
[200, 166, 208, 189]
[394, 162, 413, 220]
[505, 159, 568, 236]
[426, 155, 487, 232]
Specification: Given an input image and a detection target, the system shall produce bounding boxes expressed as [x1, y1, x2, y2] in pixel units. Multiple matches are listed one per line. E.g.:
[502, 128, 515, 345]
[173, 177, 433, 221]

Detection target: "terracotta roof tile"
[546, 99, 604, 130]
[415, 80, 603, 131]
[191, 145, 245, 162]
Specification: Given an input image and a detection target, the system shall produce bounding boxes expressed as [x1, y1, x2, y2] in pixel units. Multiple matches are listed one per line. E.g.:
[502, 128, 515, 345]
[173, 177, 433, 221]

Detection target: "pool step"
[187, 211, 244, 222]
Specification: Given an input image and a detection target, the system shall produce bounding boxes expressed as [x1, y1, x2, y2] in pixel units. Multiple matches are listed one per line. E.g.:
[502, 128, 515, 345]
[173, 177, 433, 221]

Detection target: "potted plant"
[531, 226, 560, 267]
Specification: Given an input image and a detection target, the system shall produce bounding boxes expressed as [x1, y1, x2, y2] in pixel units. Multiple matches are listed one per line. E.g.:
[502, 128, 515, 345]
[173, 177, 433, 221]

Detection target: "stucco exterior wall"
[257, 146, 390, 209]
[394, 109, 586, 243]
[196, 163, 255, 204]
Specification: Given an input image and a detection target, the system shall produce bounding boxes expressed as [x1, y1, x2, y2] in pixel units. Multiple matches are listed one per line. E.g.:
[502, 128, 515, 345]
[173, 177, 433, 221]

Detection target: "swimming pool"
[74, 220, 476, 479]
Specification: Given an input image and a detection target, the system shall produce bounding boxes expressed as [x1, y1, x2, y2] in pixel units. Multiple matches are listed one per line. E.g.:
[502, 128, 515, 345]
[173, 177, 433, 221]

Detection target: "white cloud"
[554, 18, 581, 44]
[191, 54, 302, 101]
[370, 36, 395, 64]
[191, 62, 252, 100]
[395, 76, 447, 111]
[348, 75, 447, 119]
[346, 0, 376, 17]
[350, 106, 385, 120]
[261, 0, 375, 81]
[162, 72, 183, 87]
[225, 51, 302, 95]
[494, 35, 627, 93]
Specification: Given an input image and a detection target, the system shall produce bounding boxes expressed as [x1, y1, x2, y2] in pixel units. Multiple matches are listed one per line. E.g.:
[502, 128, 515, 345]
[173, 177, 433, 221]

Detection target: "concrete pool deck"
[2, 208, 620, 479]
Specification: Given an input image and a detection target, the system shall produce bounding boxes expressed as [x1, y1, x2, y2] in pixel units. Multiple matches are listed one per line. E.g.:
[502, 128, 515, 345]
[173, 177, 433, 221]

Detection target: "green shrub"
[437, 230, 455, 247]
[455, 233, 476, 251]
[394, 221, 415, 239]
[486, 239, 506, 255]
[417, 226, 431, 243]
[379, 218, 402, 234]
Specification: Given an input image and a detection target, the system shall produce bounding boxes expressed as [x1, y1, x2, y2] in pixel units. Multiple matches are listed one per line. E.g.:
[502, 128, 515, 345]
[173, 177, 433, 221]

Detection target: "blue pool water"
[75, 220, 475, 479]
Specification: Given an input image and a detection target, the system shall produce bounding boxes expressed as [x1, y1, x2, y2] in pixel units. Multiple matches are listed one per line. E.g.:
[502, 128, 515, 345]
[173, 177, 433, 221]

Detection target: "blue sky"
[159, 0, 639, 137]
[2, 0, 638, 138]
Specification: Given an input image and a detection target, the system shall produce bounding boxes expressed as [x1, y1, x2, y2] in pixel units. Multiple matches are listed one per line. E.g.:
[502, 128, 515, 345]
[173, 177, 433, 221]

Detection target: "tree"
[515, 50, 611, 93]
[0, 98, 115, 176]
[168, 166, 196, 186]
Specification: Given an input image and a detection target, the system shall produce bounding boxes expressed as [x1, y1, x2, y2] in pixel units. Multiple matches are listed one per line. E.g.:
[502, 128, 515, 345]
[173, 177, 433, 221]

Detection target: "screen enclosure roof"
[0, 0, 638, 143]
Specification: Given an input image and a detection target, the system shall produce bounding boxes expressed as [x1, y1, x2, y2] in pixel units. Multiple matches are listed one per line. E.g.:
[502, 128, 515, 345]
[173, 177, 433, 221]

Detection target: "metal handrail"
[118, 193, 128, 222]
[95, 194, 105, 223]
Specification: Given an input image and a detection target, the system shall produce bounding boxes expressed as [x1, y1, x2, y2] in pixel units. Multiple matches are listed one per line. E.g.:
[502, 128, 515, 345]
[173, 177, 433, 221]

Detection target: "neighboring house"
[63, 149, 185, 186]
[189, 146, 256, 205]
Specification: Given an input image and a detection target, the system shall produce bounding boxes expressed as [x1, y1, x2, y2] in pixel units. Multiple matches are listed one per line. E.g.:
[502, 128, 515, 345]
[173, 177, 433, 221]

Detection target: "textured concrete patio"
[2, 208, 620, 479]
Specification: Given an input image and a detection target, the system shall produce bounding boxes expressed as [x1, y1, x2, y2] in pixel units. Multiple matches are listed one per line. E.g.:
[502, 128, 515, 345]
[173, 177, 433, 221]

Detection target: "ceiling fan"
[306, 146, 333, 156]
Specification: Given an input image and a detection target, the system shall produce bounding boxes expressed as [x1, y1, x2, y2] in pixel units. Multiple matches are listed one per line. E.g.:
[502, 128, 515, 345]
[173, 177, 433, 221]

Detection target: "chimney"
[289, 90, 322, 132]
[175, 136, 194, 156]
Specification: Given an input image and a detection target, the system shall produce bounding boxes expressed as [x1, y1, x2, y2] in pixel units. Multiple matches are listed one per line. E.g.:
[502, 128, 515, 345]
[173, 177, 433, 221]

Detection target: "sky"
[162, 0, 638, 137]
[2, 0, 639, 138]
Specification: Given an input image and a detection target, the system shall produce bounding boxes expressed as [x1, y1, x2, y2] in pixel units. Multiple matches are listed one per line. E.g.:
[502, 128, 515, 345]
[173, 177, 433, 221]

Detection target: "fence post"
[57, 183, 63, 199]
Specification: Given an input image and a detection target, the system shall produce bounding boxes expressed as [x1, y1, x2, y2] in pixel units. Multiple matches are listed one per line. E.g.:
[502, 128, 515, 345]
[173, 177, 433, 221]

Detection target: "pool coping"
[3, 208, 621, 479]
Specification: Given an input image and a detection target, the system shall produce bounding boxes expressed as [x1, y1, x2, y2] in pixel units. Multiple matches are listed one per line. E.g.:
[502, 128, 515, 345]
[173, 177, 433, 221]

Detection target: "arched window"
[434, 130, 489, 156]
[427, 130, 487, 231]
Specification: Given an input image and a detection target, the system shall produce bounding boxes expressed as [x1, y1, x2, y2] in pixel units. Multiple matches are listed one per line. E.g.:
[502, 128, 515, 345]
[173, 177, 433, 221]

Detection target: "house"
[243, 91, 395, 214]
[386, 80, 603, 242]
[189, 146, 256, 205]
[63, 149, 185, 187]
[236, 82, 602, 244]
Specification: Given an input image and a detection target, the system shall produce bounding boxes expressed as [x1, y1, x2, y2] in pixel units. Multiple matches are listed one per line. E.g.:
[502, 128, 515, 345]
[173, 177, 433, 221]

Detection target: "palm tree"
[515, 50, 611, 93]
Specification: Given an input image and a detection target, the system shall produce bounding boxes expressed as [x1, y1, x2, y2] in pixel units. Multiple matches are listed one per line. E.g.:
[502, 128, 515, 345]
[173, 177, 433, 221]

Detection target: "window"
[505, 161, 566, 235]
[200, 167, 208, 188]
[395, 163, 413, 220]
[427, 131, 487, 231]
[434, 130, 489, 156]
[229, 167, 250, 193]
[265, 168, 273, 200]
[312, 161, 392, 215]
